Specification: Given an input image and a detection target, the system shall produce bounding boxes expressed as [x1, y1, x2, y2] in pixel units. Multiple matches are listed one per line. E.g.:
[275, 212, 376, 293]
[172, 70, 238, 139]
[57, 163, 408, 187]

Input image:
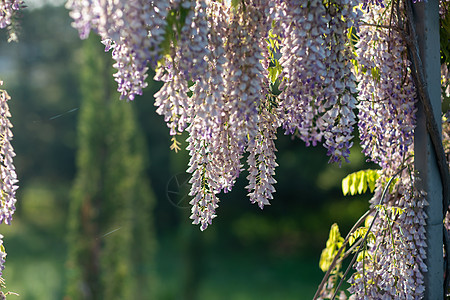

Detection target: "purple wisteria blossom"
[186, 0, 275, 230]
[66, 0, 170, 100]
[348, 175, 427, 298]
[275, 0, 360, 165]
[246, 99, 279, 209]
[275, 0, 330, 143]
[0, 0, 22, 29]
[0, 83, 17, 225]
[177, 0, 209, 81]
[356, 5, 417, 172]
[154, 61, 190, 136]
[223, 0, 268, 151]
[185, 2, 229, 230]
[0, 235, 5, 277]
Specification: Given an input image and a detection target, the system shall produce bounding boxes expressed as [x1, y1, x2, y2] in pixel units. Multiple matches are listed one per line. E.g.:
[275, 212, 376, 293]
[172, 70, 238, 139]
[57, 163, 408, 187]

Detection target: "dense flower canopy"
[0, 83, 17, 226]
[65, 0, 428, 227]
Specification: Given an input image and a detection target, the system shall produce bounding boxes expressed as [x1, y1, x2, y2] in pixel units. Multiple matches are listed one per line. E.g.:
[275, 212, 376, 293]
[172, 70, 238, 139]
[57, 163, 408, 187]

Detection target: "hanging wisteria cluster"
[346, 177, 428, 298]
[0, 0, 21, 291]
[275, 0, 360, 165]
[65, 0, 447, 297]
[0, 0, 22, 28]
[356, 7, 417, 172]
[66, 0, 363, 230]
[0, 80, 18, 289]
[341, 2, 429, 297]
[0, 83, 17, 226]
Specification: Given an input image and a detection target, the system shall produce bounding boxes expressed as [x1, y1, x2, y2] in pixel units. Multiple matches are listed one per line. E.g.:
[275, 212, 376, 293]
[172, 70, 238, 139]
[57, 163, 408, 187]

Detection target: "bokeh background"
[0, 3, 374, 299]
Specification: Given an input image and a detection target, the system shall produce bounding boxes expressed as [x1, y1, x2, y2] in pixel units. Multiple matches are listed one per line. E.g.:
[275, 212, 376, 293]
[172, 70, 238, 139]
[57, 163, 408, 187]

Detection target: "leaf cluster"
[319, 223, 345, 273]
[441, 2, 450, 67]
[341, 169, 380, 196]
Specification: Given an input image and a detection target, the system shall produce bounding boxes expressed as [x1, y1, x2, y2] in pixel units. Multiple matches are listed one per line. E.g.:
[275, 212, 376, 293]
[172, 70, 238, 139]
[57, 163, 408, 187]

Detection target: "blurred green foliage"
[65, 33, 157, 299]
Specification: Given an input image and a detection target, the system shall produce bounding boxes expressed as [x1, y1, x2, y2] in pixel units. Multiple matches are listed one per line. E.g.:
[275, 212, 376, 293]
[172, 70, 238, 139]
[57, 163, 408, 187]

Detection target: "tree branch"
[404, 0, 450, 215]
[404, 1, 450, 296]
[312, 209, 373, 300]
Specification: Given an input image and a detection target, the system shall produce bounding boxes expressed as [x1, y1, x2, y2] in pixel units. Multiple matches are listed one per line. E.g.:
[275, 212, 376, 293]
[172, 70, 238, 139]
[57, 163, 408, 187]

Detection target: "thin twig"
[340, 237, 364, 262]
[312, 209, 373, 300]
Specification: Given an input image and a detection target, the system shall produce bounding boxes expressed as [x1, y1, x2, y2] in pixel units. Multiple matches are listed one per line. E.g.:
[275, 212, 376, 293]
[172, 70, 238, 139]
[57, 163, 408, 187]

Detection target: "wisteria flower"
[0, 82, 17, 225]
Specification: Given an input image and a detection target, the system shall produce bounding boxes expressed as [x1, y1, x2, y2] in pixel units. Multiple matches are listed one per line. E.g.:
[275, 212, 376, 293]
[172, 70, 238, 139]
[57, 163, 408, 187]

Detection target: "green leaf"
[342, 169, 380, 196]
[349, 173, 357, 195]
[349, 227, 367, 246]
[342, 176, 350, 196]
[364, 215, 374, 228]
[231, 0, 241, 8]
[319, 223, 345, 273]
[357, 171, 367, 194]
[386, 206, 405, 217]
[367, 170, 378, 192]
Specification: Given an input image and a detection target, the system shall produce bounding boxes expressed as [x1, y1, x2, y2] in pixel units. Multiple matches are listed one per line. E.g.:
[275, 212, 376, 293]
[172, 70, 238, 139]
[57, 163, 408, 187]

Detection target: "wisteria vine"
[0, 0, 447, 297]
[62, 1, 450, 297]
[0, 81, 18, 292]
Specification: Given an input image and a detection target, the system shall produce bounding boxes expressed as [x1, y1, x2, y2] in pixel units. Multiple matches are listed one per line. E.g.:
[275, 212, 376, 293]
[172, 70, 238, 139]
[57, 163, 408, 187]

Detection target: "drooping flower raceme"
[185, 1, 225, 230]
[154, 61, 191, 137]
[0, 83, 17, 226]
[109, 1, 170, 100]
[275, 0, 331, 145]
[0, 0, 20, 287]
[246, 98, 279, 209]
[346, 1, 425, 298]
[0, 235, 5, 277]
[66, 0, 170, 100]
[222, 0, 273, 201]
[0, 0, 22, 29]
[356, 5, 417, 173]
[184, 0, 277, 230]
[275, 0, 360, 165]
[348, 174, 427, 299]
